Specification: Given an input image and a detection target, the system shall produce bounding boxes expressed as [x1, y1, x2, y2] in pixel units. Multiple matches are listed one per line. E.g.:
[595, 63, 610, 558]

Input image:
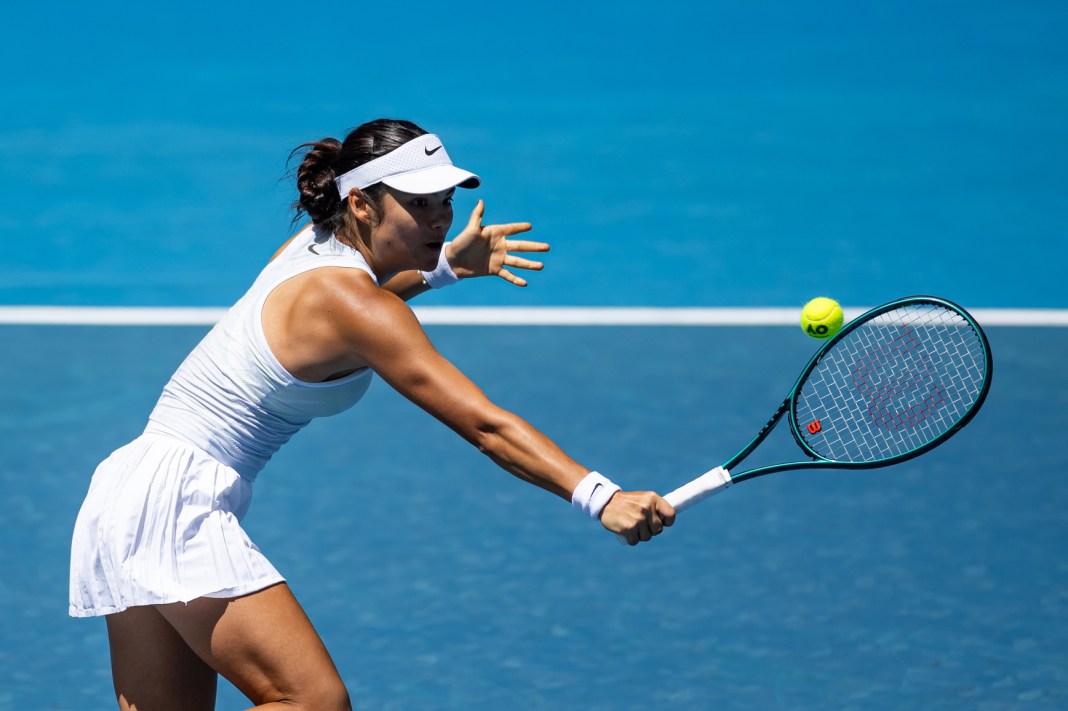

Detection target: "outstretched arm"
[330, 282, 674, 544]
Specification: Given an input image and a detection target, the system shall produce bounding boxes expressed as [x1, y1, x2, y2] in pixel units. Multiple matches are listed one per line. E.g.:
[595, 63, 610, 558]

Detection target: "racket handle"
[664, 466, 732, 513]
[614, 467, 732, 544]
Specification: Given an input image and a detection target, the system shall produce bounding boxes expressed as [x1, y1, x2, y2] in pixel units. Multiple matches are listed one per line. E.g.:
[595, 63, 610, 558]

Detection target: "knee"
[322, 683, 353, 711]
[296, 678, 352, 711]
[262, 676, 350, 711]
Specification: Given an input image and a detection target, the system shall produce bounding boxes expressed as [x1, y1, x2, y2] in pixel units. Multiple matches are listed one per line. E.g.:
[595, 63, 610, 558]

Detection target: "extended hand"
[600, 491, 676, 546]
[445, 200, 548, 287]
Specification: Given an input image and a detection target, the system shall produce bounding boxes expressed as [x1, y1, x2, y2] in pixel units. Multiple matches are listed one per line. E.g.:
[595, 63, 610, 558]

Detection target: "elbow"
[468, 408, 514, 457]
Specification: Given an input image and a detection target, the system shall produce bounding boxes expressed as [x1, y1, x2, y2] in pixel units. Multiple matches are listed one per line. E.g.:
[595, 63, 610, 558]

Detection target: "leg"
[106, 605, 218, 711]
[157, 582, 351, 711]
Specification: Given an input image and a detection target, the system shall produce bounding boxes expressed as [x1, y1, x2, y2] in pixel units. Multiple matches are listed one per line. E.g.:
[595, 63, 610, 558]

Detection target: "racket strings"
[795, 304, 988, 463]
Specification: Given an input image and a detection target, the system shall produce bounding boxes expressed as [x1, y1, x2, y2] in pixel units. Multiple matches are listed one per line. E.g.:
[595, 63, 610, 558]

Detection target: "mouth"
[426, 240, 444, 252]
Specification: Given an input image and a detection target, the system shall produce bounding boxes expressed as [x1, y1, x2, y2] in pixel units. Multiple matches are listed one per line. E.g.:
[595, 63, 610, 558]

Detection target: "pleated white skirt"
[69, 433, 284, 618]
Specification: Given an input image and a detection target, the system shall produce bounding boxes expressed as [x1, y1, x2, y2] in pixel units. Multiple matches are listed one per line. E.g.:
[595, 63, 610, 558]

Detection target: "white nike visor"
[335, 133, 480, 197]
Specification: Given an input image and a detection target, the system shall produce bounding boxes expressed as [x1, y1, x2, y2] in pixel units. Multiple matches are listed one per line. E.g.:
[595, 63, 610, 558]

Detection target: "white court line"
[0, 306, 1066, 326]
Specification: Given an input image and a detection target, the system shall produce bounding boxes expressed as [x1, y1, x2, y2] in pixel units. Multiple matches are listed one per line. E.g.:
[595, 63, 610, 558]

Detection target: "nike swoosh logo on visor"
[425, 145, 442, 155]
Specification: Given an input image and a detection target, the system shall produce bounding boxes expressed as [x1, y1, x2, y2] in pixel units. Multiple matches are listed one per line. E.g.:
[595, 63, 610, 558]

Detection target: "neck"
[332, 228, 386, 280]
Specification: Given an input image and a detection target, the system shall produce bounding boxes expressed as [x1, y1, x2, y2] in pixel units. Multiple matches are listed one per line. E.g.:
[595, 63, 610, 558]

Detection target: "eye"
[443, 196, 453, 207]
[411, 197, 429, 208]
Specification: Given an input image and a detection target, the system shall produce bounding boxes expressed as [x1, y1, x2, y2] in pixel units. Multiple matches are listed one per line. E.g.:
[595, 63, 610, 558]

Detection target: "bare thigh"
[106, 605, 218, 711]
[156, 582, 351, 710]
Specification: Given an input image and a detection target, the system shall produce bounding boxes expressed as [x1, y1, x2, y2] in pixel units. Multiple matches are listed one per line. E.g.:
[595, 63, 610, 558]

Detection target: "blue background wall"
[2, 1, 1065, 308]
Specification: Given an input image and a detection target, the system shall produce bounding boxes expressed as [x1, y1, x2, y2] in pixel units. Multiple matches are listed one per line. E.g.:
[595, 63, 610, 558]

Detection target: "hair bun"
[293, 138, 343, 224]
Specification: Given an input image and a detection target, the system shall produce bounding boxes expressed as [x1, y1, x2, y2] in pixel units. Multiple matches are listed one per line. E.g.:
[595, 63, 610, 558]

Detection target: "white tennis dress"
[70, 226, 377, 617]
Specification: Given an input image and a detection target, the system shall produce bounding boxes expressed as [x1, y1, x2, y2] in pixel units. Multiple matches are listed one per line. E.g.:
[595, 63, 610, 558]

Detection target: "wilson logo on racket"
[851, 325, 945, 430]
[806, 420, 822, 435]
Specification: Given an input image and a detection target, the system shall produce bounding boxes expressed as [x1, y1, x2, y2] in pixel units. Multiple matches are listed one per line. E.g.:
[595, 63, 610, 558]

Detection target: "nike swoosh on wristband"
[424, 145, 443, 155]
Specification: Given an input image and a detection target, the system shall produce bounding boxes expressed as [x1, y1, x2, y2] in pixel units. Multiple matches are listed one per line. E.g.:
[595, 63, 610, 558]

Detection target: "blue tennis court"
[2, 325, 1066, 709]
[2, 1, 1066, 709]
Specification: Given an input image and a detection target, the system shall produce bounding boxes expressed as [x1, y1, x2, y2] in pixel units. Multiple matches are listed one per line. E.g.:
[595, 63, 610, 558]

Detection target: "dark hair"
[289, 118, 428, 242]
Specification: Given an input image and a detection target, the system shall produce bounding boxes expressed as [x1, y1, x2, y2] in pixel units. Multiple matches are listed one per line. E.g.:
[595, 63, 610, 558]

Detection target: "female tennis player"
[70, 118, 675, 710]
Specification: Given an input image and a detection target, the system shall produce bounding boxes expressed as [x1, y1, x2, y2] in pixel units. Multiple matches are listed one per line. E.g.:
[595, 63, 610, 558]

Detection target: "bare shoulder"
[273, 267, 399, 328]
[316, 269, 427, 349]
[263, 266, 423, 380]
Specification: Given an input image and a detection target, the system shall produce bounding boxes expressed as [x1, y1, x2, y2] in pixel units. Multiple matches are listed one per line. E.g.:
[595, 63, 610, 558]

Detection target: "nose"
[428, 204, 452, 231]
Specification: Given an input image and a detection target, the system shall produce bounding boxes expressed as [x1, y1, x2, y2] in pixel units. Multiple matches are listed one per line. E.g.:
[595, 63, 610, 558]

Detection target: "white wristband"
[571, 471, 621, 520]
[420, 242, 460, 288]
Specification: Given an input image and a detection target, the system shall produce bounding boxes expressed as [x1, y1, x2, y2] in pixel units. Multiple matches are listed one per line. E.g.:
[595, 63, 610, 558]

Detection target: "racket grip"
[614, 467, 732, 544]
[663, 466, 732, 513]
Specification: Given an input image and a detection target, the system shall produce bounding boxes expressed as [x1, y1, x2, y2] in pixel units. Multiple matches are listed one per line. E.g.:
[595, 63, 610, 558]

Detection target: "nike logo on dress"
[425, 145, 442, 156]
[308, 244, 320, 255]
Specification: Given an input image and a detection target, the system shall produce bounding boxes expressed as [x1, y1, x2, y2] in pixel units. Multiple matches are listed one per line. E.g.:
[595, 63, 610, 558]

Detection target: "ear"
[346, 189, 377, 225]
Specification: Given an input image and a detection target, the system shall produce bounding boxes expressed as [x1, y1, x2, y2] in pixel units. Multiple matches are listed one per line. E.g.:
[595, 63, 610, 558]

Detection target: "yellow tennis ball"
[801, 297, 844, 339]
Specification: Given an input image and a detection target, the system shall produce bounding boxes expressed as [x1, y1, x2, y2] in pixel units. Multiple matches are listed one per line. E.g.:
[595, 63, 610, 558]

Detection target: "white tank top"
[146, 225, 378, 480]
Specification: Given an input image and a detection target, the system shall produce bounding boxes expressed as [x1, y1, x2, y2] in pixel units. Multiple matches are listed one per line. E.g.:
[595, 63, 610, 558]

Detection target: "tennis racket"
[622, 296, 992, 542]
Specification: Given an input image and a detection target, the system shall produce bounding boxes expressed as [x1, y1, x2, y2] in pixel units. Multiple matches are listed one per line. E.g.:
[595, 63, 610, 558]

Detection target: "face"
[370, 187, 455, 274]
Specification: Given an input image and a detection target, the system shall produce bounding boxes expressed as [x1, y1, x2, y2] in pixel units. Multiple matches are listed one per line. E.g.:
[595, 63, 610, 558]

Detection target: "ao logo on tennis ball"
[801, 297, 844, 340]
[807, 323, 833, 336]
